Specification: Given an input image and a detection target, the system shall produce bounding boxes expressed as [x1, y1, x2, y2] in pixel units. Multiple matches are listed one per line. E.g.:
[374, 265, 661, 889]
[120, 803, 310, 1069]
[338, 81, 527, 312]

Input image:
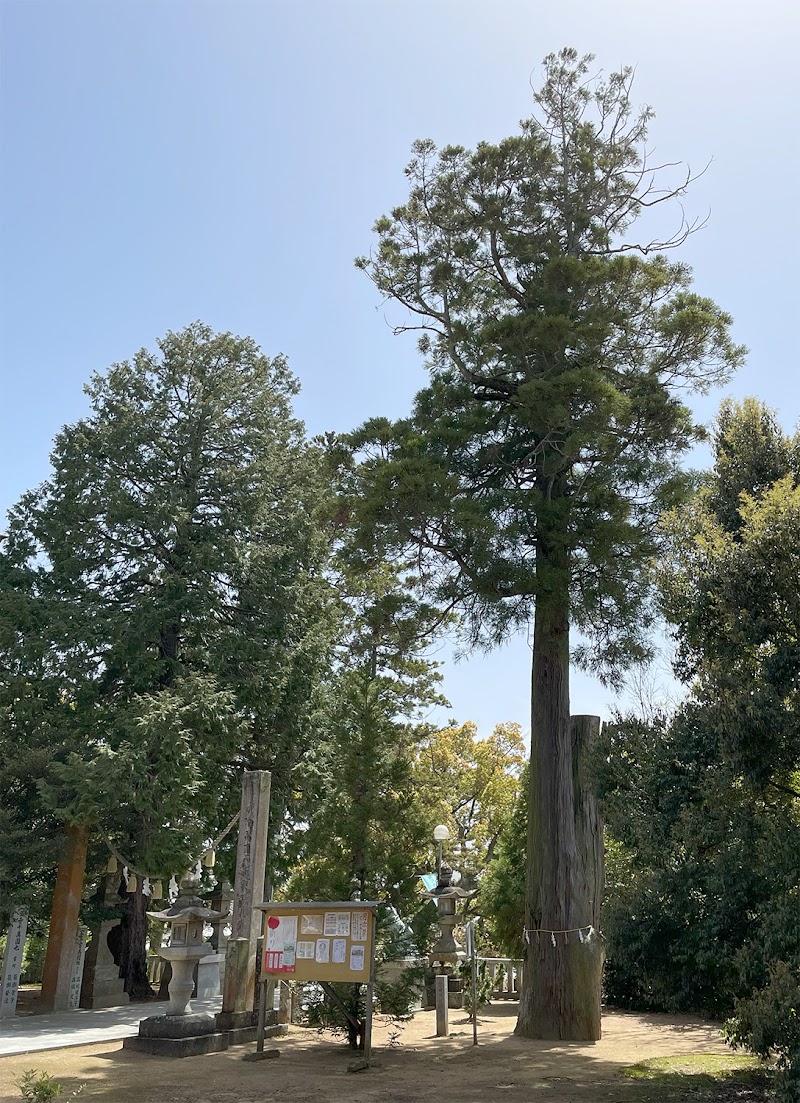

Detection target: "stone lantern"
[424, 865, 476, 967]
[147, 870, 228, 1015]
[123, 870, 231, 1056]
[424, 864, 477, 1012]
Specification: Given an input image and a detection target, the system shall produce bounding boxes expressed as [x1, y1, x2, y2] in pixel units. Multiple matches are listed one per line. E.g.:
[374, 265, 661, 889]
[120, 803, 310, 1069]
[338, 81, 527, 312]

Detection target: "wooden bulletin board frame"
[258, 901, 378, 984]
[255, 900, 380, 1066]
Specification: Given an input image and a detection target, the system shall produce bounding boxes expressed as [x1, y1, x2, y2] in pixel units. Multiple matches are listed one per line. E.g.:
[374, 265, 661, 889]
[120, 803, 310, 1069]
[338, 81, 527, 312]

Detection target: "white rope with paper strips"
[523, 925, 598, 947]
[101, 811, 240, 897]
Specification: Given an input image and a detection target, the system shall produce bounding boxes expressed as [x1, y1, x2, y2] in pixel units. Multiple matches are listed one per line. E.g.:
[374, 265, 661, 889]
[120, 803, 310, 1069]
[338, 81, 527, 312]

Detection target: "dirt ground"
[0, 1003, 758, 1103]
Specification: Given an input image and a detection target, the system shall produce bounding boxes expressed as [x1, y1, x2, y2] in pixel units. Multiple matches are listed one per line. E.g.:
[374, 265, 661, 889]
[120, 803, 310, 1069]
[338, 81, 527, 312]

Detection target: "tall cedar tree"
[0, 324, 334, 997]
[349, 50, 744, 1038]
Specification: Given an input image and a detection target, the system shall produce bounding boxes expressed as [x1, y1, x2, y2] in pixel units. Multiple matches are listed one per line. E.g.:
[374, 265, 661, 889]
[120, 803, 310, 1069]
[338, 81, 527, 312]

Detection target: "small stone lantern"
[148, 870, 228, 1015]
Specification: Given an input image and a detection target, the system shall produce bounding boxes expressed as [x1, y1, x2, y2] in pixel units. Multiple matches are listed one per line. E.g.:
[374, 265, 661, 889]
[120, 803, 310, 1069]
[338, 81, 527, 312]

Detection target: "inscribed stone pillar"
[221, 770, 271, 1015]
[40, 823, 89, 1011]
[1, 906, 29, 1018]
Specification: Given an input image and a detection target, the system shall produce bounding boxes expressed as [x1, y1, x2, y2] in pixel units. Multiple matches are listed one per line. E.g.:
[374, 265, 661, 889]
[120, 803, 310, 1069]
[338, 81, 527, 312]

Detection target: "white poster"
[332, 938, 347, 964]
[315, 938, 330, 963]
[264, 915, 298, 973]
[297, 941, 315, 959]
[301, 914, 324, 935]
[351, 910, 368, 943]
[349, 944, 366, 972]
[336, 912, 351, 937]
[323, 912, 338, 936]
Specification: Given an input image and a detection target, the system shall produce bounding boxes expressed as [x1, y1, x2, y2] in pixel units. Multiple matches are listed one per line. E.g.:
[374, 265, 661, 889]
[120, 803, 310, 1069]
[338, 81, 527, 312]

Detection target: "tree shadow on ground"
[7, 1007, 772, 1103]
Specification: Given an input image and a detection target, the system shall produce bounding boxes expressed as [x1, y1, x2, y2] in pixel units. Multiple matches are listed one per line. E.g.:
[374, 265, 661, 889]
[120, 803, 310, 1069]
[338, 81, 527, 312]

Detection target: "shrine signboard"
[256, 900, 380, 1065]
[259, 901, 377, 984]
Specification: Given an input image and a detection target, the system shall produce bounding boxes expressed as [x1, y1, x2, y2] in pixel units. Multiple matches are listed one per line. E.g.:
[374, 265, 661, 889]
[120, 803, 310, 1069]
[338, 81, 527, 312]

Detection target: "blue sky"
[1, 0, 798, 739]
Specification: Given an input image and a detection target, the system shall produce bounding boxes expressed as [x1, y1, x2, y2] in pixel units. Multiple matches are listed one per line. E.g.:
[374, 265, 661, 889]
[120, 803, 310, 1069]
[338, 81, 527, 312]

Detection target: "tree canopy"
[0, 323, 336, 992]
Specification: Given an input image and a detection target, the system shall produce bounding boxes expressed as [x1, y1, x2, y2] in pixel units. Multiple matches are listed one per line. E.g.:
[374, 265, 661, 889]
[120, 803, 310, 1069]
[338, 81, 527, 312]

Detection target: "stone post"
[1, 906, 28, 1018]
[435, 974, 449, 1037]
[67, 926, 89, 1009]
[41, 823, 89, 1011]
[219, 770, 271, 1024]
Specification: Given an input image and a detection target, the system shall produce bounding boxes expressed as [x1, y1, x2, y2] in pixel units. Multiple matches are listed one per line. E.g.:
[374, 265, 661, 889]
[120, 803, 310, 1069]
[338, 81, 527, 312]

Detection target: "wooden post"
[255, 977, 268, 1052]
[221, 770, 271, 1016]
[40, 823, 89, 1011]
[363, 909, 377, 1064]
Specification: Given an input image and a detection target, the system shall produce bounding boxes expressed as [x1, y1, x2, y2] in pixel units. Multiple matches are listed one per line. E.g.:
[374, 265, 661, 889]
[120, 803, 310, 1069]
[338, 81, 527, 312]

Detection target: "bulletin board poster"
[260, 902, 377, 983]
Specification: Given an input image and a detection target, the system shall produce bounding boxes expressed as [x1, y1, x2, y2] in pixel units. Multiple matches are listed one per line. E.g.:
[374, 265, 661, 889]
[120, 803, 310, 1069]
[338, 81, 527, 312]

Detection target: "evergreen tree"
[0, 323, 335, 996]
[349, 49, 743, 1037]
[285, 562, 445, 913]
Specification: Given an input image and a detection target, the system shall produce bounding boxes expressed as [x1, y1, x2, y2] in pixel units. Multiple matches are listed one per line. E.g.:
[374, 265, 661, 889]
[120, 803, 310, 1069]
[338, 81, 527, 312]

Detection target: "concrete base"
[123, 1032, 229, 1057]
[196, 953, 224, 999]
[224, 1022, 288, 1047]
[215, 1008, 257, 1031]
[123, 1012, 229, 1058]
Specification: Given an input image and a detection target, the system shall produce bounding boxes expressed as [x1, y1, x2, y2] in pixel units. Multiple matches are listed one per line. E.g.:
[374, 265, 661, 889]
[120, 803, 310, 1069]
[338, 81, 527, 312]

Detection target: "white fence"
[479, 957, 522, 1000]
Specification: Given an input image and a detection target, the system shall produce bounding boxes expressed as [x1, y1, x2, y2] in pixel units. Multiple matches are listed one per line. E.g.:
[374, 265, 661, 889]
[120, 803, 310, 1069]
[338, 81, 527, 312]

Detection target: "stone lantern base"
[123, 1013, 229, 1057]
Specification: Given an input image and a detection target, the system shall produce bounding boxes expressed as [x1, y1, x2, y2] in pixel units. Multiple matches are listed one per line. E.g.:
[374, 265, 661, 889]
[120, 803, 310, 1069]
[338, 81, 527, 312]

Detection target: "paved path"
[0, 998, 222, 1056]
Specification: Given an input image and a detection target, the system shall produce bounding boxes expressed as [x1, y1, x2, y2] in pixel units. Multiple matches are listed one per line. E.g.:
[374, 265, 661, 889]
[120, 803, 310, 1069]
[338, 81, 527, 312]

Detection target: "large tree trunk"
[515, 582, 604, 1039]
[118, 883, 156, 1002]
[40, 823, 89, 1011]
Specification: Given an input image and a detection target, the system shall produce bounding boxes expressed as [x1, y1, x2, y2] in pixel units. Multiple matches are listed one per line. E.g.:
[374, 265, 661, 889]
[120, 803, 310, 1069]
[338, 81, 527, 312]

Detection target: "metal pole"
[471, 954, 478, 1046]
[466, 920, 478, 1046]
[437, 842, 442, 883]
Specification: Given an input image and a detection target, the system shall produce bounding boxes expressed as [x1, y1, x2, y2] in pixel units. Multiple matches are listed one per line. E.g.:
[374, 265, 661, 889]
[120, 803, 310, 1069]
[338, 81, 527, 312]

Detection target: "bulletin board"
[258, 901, 378, 984]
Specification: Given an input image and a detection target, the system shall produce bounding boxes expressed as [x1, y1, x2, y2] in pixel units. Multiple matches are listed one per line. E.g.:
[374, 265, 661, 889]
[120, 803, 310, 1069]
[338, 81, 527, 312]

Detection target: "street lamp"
[433, 824, 450, 882]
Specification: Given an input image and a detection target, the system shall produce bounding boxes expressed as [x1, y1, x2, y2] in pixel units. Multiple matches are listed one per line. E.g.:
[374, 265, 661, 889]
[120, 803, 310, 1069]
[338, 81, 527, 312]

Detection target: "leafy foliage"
[478, 763, 528, 957]
[597, 399, 800, 1097]
[283, 562, 444, 915]
[726, 962, 800, 1103]
[413, 721, 525, 881]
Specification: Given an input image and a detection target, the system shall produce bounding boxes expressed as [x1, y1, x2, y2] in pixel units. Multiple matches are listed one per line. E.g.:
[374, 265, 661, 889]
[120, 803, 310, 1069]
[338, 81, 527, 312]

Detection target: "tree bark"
[40, 823, 89, 1011]
[515, 575, 604, 1039]
[119, 883, 156, 1002]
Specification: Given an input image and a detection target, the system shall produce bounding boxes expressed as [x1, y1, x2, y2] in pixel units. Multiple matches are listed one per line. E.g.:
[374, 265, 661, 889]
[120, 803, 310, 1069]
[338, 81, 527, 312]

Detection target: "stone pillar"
[220, 770, 271, 1018]
[1, 906, 28, 1018]
[67, 926, 89, 1009]
[41, 823, 89, 1011]
[435, 974, 449, 1037]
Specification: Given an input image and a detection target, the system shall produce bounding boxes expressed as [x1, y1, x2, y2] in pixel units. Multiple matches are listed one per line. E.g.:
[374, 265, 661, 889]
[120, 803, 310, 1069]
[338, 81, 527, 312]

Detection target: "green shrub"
[725, 961, 800, 1103]
[15, 1069, 83, 1102]
[20, 932, 49, 985]
[458, 958, 493, 1020]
